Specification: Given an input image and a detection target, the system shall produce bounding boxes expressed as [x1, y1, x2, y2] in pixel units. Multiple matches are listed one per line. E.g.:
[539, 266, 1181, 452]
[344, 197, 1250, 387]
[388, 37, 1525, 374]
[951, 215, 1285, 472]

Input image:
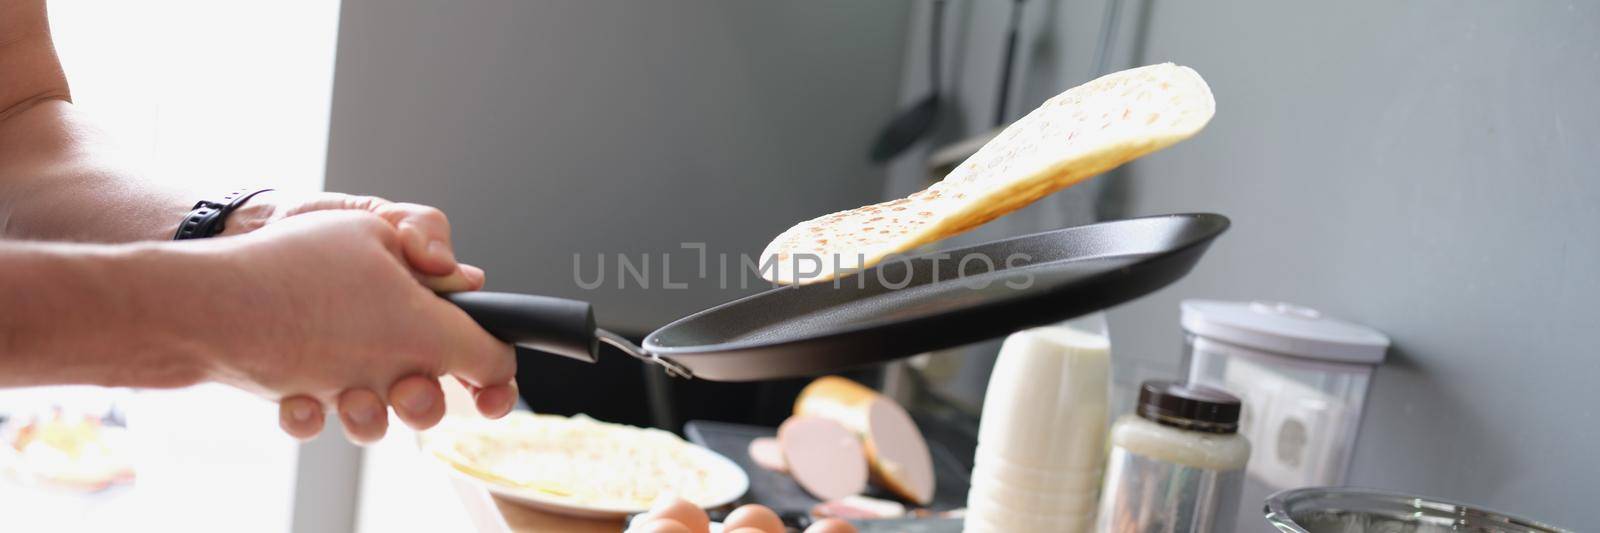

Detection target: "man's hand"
[219, 191, 483, 293]
[0, 97, 515, 442]
[211, 210, 517, 444]
[216, 191, 519, 443]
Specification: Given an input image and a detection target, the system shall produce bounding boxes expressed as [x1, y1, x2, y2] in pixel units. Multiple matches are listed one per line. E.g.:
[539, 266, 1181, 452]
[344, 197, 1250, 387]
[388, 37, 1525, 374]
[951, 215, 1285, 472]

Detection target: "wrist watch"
[172, 188, 275, 240]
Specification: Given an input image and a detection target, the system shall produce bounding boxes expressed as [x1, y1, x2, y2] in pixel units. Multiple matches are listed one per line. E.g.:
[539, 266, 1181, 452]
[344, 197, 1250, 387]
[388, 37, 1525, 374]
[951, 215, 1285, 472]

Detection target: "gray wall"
[325, 0, 912, 333]
[898, 0, 1600, 528]
[1106, 0, 1598, 527]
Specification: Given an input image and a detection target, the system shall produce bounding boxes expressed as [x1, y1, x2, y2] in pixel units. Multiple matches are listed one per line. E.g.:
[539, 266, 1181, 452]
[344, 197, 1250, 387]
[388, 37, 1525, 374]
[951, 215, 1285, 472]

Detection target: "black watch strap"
[172, 188, 275, 240]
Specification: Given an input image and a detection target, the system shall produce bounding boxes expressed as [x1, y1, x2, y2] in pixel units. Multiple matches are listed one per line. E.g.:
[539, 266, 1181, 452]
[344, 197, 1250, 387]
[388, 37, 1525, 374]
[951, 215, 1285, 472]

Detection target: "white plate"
[423, 420, 748, 520]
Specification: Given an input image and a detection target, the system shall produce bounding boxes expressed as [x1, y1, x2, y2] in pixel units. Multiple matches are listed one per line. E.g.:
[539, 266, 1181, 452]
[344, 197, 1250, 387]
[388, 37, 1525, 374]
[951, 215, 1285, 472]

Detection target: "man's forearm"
[1, 0, 68, 119]
[0, 240, 220, 388]
[0, 100, 194, 242]
[0, 0, 193, 243]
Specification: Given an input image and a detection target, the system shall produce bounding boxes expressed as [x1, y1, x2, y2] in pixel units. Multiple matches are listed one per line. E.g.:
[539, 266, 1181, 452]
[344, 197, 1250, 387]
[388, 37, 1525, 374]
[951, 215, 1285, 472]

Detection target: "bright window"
[0, 1, 342, 531]
[47, 0, 341, 193]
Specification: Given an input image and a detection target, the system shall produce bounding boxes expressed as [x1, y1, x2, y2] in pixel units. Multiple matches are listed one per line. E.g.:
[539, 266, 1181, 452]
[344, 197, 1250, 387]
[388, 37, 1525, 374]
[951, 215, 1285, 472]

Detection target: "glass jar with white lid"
[1179, 300, 1390, 490]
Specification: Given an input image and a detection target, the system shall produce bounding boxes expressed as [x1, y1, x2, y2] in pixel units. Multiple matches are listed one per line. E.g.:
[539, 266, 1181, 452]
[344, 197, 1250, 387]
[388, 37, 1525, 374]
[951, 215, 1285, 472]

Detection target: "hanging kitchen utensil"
[992, 0, 1025, 128]
[446, 213, 1228, 382]
[869, 0, 946, 163]
[925, 0, 1026, 180]
[1092, 0, 1126, 78]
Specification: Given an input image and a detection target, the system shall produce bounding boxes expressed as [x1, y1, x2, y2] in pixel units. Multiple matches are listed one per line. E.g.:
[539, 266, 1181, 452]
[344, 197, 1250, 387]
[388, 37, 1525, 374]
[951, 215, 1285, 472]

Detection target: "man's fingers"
[279, 192, 391, 218]
[454, 375, 481, 395]
[280, 194, 482, 293]
[437, 301, 517, 389]
[279, 396, 326, 441]
[473, 382, 519, 419]
[435, 307, 517, 417]
[446, 377, 516, 419]
[459, 264, 486, 288]
[389, 375, 446, 430]
[418, 264, 484, 293]
[447, 339, 515, 390]
[378, 203, 460, 278]
[271, 194, 469, 282]
[337, 388, 390, 444]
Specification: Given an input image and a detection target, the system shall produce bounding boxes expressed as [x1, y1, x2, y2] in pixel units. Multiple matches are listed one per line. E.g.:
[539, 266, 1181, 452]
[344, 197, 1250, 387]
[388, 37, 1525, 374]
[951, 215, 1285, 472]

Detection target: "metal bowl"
[1264, 487, 1572, 533]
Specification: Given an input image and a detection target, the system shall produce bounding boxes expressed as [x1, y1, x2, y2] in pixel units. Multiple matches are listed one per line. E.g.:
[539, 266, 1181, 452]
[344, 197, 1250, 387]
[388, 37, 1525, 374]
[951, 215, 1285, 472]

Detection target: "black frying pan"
[447, 213, 1228, 382]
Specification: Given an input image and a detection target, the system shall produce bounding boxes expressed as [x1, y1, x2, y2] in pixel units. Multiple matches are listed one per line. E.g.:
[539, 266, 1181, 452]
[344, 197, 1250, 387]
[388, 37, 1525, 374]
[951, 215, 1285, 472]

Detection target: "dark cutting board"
[683, 420, 972, 517]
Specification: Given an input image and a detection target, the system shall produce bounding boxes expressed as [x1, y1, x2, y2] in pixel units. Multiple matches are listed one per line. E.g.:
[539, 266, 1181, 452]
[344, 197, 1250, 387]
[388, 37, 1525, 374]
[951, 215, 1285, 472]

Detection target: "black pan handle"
[445, 292, 598, 363]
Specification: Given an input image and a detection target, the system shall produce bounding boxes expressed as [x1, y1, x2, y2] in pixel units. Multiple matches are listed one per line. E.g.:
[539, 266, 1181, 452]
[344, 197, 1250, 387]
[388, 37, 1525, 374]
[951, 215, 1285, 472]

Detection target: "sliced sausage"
[794, 376, 935, 504]
[747, 436, 788, 473]
[777, 416, 867, 501]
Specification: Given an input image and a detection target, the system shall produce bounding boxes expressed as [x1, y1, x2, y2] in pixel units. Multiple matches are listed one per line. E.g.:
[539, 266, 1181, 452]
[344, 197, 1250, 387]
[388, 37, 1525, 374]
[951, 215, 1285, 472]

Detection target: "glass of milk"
[965, 313, 1110, 533]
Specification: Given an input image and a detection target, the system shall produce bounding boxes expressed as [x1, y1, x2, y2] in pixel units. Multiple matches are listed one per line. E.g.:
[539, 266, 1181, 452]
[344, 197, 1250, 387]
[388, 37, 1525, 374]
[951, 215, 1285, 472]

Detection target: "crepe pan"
[445, 213, 1228, 382]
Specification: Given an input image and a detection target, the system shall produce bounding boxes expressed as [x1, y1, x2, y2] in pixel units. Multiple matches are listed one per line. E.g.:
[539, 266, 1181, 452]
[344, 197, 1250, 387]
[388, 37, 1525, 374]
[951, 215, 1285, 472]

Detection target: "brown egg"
[804, 518, 857, 533]
[722, 504, 785, 533]
[642, 495, 710, 533]
[726, 528, 770, 533]
[629, 518, 692, 533]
